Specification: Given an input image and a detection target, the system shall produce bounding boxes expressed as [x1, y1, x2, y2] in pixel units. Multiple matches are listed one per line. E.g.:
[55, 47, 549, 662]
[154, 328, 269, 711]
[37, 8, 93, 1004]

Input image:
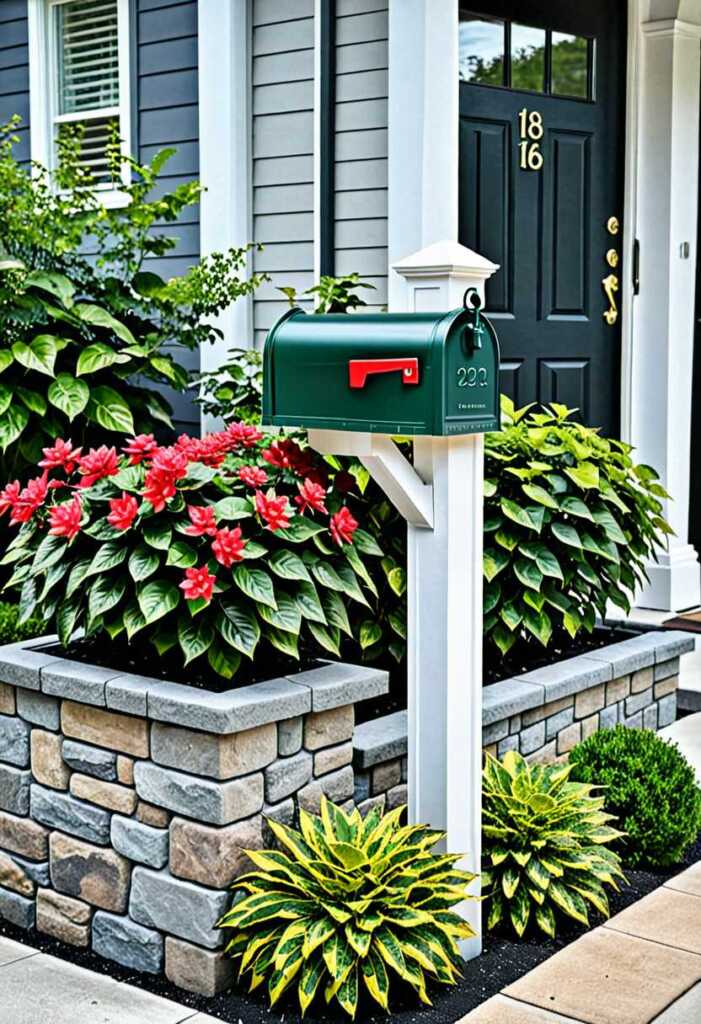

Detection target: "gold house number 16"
[518, 108, 544, 171]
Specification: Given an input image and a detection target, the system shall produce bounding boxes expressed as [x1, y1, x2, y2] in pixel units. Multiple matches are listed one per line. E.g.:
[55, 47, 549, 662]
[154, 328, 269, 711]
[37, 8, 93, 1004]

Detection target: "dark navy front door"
[458, 2, 627, 436]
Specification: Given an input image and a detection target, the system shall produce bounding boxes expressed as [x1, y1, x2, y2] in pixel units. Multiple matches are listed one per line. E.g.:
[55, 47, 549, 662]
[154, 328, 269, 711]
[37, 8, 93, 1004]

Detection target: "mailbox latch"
[348, 358, 420, 389]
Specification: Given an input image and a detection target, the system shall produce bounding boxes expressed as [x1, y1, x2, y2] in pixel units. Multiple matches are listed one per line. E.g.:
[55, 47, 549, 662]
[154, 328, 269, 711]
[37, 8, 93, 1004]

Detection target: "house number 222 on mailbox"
[518, 108, 544, 171]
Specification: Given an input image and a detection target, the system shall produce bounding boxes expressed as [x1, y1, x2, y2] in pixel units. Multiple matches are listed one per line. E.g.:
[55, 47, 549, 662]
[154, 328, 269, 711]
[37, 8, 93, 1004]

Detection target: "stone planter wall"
[0, 637, 388, 995]
[354, 630, 694, 808]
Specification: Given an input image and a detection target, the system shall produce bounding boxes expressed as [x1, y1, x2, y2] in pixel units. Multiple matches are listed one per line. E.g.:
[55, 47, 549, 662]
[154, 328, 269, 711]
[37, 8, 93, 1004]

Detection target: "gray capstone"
[16, 690, 60, 731]
[278, 717, 303, 756]
[482, 719, 508, 746]
[657, 693, 677, 728]
[497, 734, 519, 757]
[287, 662, 388, 711]
[62, 740, 117, 781]
[625, 688, 653, 718]
[482, 678, 544, 725]
[519, 720, 546, 755]
[519, 655, 612, 704]
[643, 703, 658, 730]
[129, 867, 228, 949]
[30, 784, 111, 844]
[0, 716, 30, 767]
[0, 764, 31, 815]
[599, 703, 619, 731]
[546, 707, 575, 742]
[353, 710, 408, 769]
[0, 639, 62, 691]
[0, 886, 34, 928]
[92, 911, 164, 973]
[111, 815, 169, 869]
[41, 660, 121, 707]
[264, 750, 313, 804]
[133, 761, 264, 826]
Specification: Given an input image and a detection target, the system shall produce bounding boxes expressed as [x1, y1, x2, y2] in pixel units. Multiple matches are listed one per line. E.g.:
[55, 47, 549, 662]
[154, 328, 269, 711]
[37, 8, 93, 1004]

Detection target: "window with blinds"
[51, 0, 126, 186]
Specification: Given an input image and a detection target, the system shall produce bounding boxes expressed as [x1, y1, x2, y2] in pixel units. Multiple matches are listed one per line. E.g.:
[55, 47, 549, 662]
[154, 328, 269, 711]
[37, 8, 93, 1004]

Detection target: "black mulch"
[1, 834, 699, 1024]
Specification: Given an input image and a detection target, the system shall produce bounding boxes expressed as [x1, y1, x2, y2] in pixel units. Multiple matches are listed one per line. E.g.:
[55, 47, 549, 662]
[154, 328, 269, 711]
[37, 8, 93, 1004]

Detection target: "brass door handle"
[602, 273, 619, 325]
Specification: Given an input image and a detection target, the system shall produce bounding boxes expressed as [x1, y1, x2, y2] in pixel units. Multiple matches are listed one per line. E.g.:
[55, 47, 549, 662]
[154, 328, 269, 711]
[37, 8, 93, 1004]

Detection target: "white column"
[631, 15, 701, 610]
[197, 0, 252, 426]
[394, 242, 499, 958]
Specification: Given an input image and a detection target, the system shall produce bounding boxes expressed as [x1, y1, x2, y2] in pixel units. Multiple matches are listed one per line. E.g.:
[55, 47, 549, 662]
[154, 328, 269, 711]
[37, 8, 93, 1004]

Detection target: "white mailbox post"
[307, 241, 499, 958]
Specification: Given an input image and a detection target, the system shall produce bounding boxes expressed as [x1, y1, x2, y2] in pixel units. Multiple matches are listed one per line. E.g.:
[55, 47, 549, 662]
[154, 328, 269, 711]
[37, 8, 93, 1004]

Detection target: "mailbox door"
[438, 320, 501, 435]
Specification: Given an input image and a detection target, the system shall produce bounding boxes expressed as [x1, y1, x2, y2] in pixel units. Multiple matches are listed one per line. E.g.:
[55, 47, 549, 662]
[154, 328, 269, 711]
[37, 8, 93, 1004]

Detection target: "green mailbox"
[262, 297, 500, 436]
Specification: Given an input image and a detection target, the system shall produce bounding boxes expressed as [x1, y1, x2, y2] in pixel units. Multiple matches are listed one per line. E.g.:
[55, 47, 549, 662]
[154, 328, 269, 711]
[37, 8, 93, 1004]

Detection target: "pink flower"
[261, 438, 315, 476]
[48, 495, 82, 540]
[212, 527, 246, 568]
[151, 447, 189, 480]
[142, 470, 176, 513]
[330, 506, 358, 547]
[10, 474, 49, 525]
[295, 478, 327, 515]
[184, 504, 218, 537]
[226, 422, 263, 449]
[122, 434, 159, 465]
[107, 493, 139, 531]
[176, 432, 229, 468]
[0, 480, 20, 517]
[78, 446, 119, 488]
[255, 489, 292, 532]
[239, 465, 268, 489]
[179, 565, 216, 602]
[39, 439, 82, 474]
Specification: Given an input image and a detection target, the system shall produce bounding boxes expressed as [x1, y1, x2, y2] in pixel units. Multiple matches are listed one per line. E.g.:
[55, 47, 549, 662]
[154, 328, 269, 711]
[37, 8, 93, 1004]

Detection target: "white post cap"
[393, 240, 500, 281]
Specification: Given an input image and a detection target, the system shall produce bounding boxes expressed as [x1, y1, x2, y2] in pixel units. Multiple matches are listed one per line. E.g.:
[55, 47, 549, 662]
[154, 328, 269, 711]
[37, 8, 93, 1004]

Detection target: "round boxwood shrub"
[0, 601, 45, 645]
[569, 725, 701, 868]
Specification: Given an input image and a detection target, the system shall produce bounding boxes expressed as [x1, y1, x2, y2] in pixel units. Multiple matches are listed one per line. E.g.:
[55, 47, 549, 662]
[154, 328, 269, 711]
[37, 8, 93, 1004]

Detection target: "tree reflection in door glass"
[552, 32, 590, 99]
[459, 13, 505, 85]
[511, 23, 546, 92]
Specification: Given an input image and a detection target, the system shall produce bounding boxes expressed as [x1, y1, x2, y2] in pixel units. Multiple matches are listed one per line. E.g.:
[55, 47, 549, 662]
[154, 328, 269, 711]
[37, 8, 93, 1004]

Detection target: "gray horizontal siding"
[252, 0, 315, 348]
[0, 0, 29, 162]
[334, 1, 388, 310]
[136, 0, 200, 428]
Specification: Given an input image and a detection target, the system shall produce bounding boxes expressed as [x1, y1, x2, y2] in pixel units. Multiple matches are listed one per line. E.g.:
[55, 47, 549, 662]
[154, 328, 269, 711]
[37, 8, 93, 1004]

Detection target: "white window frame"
[27, 0, 132, 207]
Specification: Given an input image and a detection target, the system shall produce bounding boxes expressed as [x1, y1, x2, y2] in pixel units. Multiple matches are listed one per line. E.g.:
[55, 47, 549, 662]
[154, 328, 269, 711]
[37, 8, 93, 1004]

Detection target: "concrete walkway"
[459, 862, 701, 1024]
[658, 712, 701, 785]
[0, 935, 220, 1024]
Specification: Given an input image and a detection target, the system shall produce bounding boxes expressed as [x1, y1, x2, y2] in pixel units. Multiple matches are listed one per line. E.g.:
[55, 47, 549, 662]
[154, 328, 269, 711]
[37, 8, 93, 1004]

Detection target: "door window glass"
[511, 24, 546, 93]
[551, 32, 589, 98]
[459, 14, 505, 86]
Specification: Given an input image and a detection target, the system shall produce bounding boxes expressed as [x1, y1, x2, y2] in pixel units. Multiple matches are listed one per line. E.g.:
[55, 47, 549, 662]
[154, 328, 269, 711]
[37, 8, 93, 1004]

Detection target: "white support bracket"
[308, 430, 434, 529]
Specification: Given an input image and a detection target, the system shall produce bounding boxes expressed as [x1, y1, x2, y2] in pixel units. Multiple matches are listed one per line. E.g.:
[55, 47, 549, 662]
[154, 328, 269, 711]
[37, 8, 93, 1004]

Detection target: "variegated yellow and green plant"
[482, 750, 626, 938]
[217, 797, 477, 1018]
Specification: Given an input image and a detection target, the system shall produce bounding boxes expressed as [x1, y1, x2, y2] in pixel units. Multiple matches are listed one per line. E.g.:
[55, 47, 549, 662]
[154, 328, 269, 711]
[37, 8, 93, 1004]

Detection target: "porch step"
[657, 712, 701, 785]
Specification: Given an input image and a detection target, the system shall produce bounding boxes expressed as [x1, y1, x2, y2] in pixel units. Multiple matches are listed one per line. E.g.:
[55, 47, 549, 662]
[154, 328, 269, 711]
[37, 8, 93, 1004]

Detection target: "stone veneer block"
[129, 867, 229, 949]
[16, 690, 59, 730]
[0, 764, 30, 815]
[658, 693, 677, 728]
[482, 719, 508, 746]
[147, 676, 311, 734]
[0, 715, 30, 767]
[278, 716, 303, 756]
[557, 721, 582, 754]
[625, 688, 653, 717]
[581, 713, 599, 741]
[526, 739, 557, 764]
[264, 750, 313, 803]
[70, 774, 137, 815]
[286, 663, 388, 711]
[31, 729, 70, 789]
[262, 799, 294, 846]
[574, 683, 606, 718]
[521, 695, 573, 727]
[0, 682, 15, 715]
[50, 832, 130, 912]
[630, 667, 654, 694]
[62, 740, 117, 781]
[0, 640, 63, 691]
[643, 704, 658, 730]
[92, 911, 163, 973]
[111, 815, 169, 869]
[606, 675, 630, 704]
[136, 801, 170, 828]
[353, 710, 407, 769]
[482, 677, 544, 725]
[116, 756, 134, 785]
[654, 675, 678, 700]
[387, 783, 407, 811]
[170, 815, 264, 889]
[31, 784, 111, 845]
[519, 655, 612, 704]
[297, 765, 354, 813]
[497, 734, 519, 757]
[61, 701, 149, 758]
[0, 810, 48, 859]
[314, 741, 353, 776]
[0, 886, 34, 928]
[36, 888, 91, 946]
[41, 660, 121, 707]
[623, 710, 643, 729]
[599, 703, 619, 730]
[165, 936, 235, 996]
[151, 721, 277, 780]
[519, 721, 545, 755]
[304, 705, 354, 750]
[372, 759, 401, 795]
[0, 849, 46, 896]
[105, 674, 158, 716]
[545, 707, 574, 742]
[133, 761, 264, 826]
[654, 658, 680, 683]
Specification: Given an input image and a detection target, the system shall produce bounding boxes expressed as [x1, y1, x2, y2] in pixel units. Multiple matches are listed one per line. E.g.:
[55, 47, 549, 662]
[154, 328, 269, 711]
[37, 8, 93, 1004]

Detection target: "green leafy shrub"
[483, 398, 672, 658]
[482, 750, 626, 937]
[280, 271, 375, 313]
[195, 347, 263, 425]
[569, 726, 701, 867]
[218, 797, 476, 1018]
[1, 425, 387, 681]
[0, 118, 264, 476]
[0, 601, 45, 645]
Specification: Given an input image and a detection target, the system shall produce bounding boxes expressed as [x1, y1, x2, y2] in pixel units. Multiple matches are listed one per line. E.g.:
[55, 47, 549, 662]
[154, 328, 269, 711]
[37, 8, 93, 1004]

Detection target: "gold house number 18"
[518, 108, 544, 171]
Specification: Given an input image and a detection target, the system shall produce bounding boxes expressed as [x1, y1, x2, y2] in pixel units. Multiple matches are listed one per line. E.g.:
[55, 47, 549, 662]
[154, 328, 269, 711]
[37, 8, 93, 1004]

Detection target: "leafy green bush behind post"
[482, 750, 626, 938]
[0, 117, 264, 475]
[0, 600, 45, 645]
[569, 726, 701, 868]
[483, 398, 672, 659]
[218, 797, 476, 1018]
